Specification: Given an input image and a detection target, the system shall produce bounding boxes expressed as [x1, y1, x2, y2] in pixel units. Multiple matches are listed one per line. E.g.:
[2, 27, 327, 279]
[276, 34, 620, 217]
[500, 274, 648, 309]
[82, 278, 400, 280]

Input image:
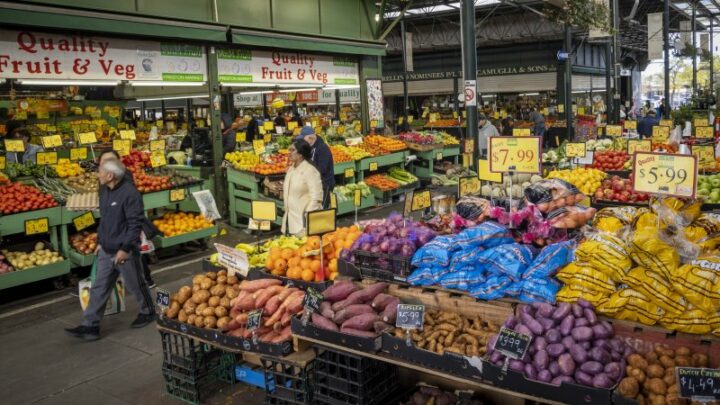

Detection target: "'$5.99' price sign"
[488, 136, 541, 174]
[632, 152, 697, 198]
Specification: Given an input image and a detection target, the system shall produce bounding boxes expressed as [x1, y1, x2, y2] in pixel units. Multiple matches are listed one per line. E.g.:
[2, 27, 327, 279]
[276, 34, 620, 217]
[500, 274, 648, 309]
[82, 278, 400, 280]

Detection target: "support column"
[453, 77, 459, 113]
[711, 19, 715, 96]
[335, 89, 341, 121]
[664, 0, 671, 118]
[564, 25, 573, 139]
[605, 42, 613, 121]
[140, 101, 146, 121]
[612, 0, 621, 123]
[187, 99, 194, 132]
[207, 46, 226, 214]
[401, 19, 410, 124]
[692, 5, 697, 97]
[461, 0, 478, 162]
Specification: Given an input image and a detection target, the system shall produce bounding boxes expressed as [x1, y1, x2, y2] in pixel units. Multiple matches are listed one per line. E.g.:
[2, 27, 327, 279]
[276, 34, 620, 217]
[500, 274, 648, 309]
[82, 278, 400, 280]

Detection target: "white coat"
[282, 160, 324, 236]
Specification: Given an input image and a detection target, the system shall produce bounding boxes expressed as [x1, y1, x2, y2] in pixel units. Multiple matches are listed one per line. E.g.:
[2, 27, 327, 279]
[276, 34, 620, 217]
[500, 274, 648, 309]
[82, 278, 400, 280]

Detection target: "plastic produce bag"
[455, 196, 492, 221]
[597, 288, 664, 326]
[475, 243, 537, 281]
[661, 307, 714, 335]
[410, 235, 455, 268]
[573, 231, 632, 281]
[630, 227, 681, 280]
[593, 206, 638, 235]
[556, 263, 616, 294]
[469, 275, 512, 300]
[519, 278, 561, 303]
[523, 240, 575, 279]
[523, 178, 585, 213]
[437, 268, 487, 292]
[555, 283, 609, 307]
[671, 257, 720, 313]
[453, 221, 513, 249]
[622, 267, 687, 316]
[546, 205, 596, 229]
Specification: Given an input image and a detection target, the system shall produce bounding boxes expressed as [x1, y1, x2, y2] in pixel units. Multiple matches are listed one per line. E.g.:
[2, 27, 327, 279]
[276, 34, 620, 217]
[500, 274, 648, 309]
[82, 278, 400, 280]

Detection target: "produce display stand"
[152, 225, 219, 249]
[332, 161, 356, 177]
[142, 182, 204, 211]
[357, 151, 408, 180]
[165, 165, 214, 213]
[227, 167, 284, 228]
[411, 145, 461, 179]
[59, 207, 100, 268]
[334, 193, 375, 215]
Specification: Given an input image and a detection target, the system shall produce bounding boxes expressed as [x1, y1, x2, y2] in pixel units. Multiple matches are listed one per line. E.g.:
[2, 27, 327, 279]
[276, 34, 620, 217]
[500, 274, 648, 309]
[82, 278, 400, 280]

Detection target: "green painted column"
[207, 46, 227, 214]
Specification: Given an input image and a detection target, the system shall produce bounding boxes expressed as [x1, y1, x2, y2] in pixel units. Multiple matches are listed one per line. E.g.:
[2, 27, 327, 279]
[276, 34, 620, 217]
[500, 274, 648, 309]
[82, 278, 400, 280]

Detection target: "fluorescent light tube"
[17, 79, 120, 86]
[131, 81, 206, 87]
[136, 94, 207, 102]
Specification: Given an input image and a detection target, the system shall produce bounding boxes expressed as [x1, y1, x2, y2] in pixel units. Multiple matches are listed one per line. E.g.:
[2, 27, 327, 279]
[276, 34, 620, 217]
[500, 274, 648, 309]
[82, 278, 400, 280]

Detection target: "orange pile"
[252, 153, 289, 175]
[330, 146, 353, 163]
[364, 174, 400, 191]
[364, 135, 407, 152]
[357, 142, 387, 156]
[265, 225, 362, 282]
[426, 119, 460, 127]
[152, 212, 214, 237]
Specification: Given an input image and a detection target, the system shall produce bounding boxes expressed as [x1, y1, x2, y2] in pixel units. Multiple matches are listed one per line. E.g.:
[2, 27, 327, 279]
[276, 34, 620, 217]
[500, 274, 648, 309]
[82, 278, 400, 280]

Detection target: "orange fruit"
[308, 236, 321, 250]
[300, 258, 312, 270]
[349, 225, 359, 232]
[343, 239, 354, 249]
[287, 267, 300, 279]
[310, 260, 321, 273]
[274, 258, 287, 272]
[265, 256, 274, 269]
[281, 248, 294, 260]
[301, 269, 314, 282]
[334, 240, 345, 252]
[269, 247, 281, 260]
[288, 256, 301, 268]
[328, 258, 338, 273]
[329, 272, 338, 281]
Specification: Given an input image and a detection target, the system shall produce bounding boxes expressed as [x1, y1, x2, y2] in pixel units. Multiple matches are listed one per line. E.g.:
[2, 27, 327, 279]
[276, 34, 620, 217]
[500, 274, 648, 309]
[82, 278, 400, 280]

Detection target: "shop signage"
[632, 152, 697, 198]
[381, 64, 557, 82]
[489, 136, 542, 174]
[464, 80, 477, 107]
[676, 367, 720, 400]
[218, 49, 358, 86]
[233, 87, 360, 107]
[0, 30, 207, 82]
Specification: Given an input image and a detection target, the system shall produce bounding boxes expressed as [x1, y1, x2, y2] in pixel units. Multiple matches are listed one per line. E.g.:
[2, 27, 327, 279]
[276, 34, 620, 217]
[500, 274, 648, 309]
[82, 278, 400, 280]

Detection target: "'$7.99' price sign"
[632, 152, 697, 198]
[488, 136, 541, 174]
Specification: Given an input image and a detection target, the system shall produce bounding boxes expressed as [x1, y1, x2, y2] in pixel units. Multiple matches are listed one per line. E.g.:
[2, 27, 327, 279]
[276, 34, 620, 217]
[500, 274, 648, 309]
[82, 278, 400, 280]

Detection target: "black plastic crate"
[312, 346, 398, 405]
[352, 250, 411, 281]
[160, 330, 223, 374]
[262, 356, 315, 405]
[162, 353, 236, 405]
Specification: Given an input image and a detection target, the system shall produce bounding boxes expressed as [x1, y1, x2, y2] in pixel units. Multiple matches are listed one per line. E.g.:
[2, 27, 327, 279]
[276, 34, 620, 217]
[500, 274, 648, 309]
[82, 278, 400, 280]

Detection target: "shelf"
[142, 183, 204, 210]
[60, 207, 100, 225]
[0, 207, 62, 235]
[152, 225, 218, 249]
[0, 259, 71, 290]
[68, 249, 96, 267]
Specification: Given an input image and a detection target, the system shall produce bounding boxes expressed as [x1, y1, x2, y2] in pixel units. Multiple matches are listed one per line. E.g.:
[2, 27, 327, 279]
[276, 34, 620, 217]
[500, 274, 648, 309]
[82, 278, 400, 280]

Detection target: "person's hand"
[114, 249, 129, 265]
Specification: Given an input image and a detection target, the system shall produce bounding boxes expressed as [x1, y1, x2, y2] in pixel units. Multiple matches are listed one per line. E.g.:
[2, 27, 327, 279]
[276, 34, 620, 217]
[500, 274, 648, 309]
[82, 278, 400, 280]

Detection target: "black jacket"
[311, 137, 335, 190]
[98, 175, 145, 254]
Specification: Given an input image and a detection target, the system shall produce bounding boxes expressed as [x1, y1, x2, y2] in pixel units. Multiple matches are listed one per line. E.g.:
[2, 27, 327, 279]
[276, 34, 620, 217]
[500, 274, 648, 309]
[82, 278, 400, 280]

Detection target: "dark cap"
[478, 113, 487, 120]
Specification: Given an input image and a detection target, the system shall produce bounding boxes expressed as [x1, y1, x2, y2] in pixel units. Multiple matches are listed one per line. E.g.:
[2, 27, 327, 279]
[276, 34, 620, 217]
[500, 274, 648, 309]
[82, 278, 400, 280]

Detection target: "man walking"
[529, 107, 546, 137]
[297, 126, 335, 208]
[477, 114, 499, 158]
[65, 159, 155, 341]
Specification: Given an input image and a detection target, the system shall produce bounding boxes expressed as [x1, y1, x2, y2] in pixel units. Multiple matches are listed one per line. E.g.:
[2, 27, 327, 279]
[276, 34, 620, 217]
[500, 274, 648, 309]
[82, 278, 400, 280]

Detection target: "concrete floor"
[0, 203, 404, 405]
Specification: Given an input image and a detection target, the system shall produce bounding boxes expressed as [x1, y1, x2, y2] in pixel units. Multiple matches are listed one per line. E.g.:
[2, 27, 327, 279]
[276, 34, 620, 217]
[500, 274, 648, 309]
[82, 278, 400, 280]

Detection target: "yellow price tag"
[429, 114, 437, 123]
[91, 110, 102, 118]
[47, 125, 57, 132]
[513, 128, 531, 137]
[78, 132, 97, 145]
[370, 120, 378, 128]
[494, 111, 500, 119]
[263, 133, 272, 143]
[659, 119, 673, 127]
[25, 217, 49, 235]
[252, 140, 265, 155]
[696, 126, 714, 139]
[398, 117, 404, 124]
[119, 130, 136, 140]
[169, 188, 186, 203]
[458, 176, 481, 197]
[156, 120, 164, 128]
[36, 151, 58, 165]
[263, 121, 274, 131]
[632, 153, 697, 197]
[73, 211, 95, 232]
[287, 121, 298, 131]
[369, 161, 378, 172]
[354, 122, 362, 132]
[577, 107, 585, 115]
[452, 111, 459, 119]
[565, 142, 587, 158]
[605, 125, 623, 137]
[41, 134, 63, 149]
[694, 118, 709, 128]
[36, 111, 49, 119]
[344, 168, 355, 178]
[410, 190, 431, 212]
[422, 109, 429, 118]
[108, 107, 120, 118]
[692, 145, 716, 169]
[150, 150, 166, 167]
[258, 126, 266, 135]
[195, 119, 205, 128]
[489, 136, 541, 174]
[542, 108, 549, 115]
[462, 111, 467, 119]
[306, 208, 336, 236]
[112, 139, 131, 156]
[15, 110, 27, 120]
[312, 119, 319, 128]
[408, 116, 414, 123]
[236, 132, 247, 143]
[557, 104, 564, 113]
[4, 139, 25, 152]
[330, 193, 337, 209]
[627, 139, 652, 155]
[435, 152, 443, 161]
[0, 156, 5, 170]
[150, 139, 166, 151]
[70, 147, 88, 161]
[251, 200, 277, 221]
[462, 153, 472, 168]
[478, 159, 502, 183]
[501, 110, 508, 119]
[353, 189, 362, 207]
[624, 121, 637, 130]
[652, 126, 670, 142]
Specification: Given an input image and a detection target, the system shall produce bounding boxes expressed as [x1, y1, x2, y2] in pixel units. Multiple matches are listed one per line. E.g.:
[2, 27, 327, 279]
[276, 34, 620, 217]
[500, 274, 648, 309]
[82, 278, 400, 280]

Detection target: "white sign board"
[464, 80, 477, 107]
[233, 87, 360, 107]
[647, 13, 664, 60]
[218, 49, 359, 86]
[214, 243, 249, 277]
[0, 30, 206, 82]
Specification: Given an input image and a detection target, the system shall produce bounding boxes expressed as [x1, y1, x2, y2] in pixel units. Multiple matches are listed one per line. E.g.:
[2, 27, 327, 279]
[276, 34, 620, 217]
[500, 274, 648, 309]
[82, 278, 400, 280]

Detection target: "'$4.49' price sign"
[632, 152, 697, 198]
[489, 136, 541, 174]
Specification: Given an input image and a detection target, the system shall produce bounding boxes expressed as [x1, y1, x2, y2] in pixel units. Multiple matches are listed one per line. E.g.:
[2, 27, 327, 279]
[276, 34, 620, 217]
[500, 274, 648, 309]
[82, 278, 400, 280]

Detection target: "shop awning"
[231, 29, 386, 57]
[0, 2, 228, 43]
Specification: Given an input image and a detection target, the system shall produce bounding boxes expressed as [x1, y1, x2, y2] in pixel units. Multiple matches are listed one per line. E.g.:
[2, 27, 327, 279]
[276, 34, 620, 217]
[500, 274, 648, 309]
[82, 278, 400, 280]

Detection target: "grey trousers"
[82, 248, 155, 327]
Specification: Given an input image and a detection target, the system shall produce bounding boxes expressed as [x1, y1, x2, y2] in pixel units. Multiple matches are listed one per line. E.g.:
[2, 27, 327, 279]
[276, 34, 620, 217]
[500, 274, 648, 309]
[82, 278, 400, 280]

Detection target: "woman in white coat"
[282, 139, 324, 236]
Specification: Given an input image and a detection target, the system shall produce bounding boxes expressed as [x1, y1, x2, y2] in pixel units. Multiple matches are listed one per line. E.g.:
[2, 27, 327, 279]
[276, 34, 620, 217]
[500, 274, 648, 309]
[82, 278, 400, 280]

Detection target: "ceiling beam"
[379, 0, 413, 41]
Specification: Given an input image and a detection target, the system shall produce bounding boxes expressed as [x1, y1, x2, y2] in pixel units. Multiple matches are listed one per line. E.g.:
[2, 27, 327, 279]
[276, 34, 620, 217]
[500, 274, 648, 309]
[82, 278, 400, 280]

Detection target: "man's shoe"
[65, 325, 100, 341]
[131, 313, 157, 328]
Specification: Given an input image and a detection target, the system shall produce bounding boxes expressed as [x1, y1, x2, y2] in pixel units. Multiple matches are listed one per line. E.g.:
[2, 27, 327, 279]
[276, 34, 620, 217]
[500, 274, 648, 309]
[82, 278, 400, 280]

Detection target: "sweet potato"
[233, 294, 256, 312]
[243, 325, 271, 339]
[332, 282, 388, 311]
[334, 304, 374, 324]
[223, 319, 240, 331]
[272, 326, 291, 342]
[228, 328, 245, 337]
[319, 301, 334, 319]
[280, 310, 292, 327]
[286, 293, 305, 313]
[322, 280, 357, 302]
[373, 321, 392, 334]
[258, 331, 278, 342]
[340, 326, 377, 338]
[254, 285, 284, 308]
[312, 313, 339, 331]
[265, 291, 304, 327]
[276, 287, 300, 302]
[239, 278, 282, 292]
[371, 293, 394, 310]
[264, 295, 282, 315]
[341, 313, 380, 331]
[381, 297, 400, 324]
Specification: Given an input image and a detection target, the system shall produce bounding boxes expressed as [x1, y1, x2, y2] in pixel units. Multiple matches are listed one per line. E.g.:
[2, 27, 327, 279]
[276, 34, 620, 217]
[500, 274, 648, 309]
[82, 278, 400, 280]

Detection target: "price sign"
[150, 139, 166, 151]
[576, 106, 584, 115]
[15, 110, 27, 120]
[458, 176, 481, 197]
[435, 152, 443, 161]
[330, 193, 337, 209]
[253, 140, 265, 155]
[344, 168, 354, 178]
[676, 367, 720, 400]
[478, 159, 502, 183]
[287, 121, 298, 131]
[150, 150, 166, 167]
[25, 217, 49, 235]
[78, 132, 97, 145]
[369, 161, 378, 172]
[47, 125, 57, 132]
[464, 139, 474, 154]
[263, 121, 274, 131]
[660, 119, 673, 127]
[251, 200, 277, 222]
[113, 139, 131, 156]
[0, 156, 6, 170]
[396, 304, 425, 329]
[236, 132, 246, 143]
[4, 139, 25, 152]
[408, 115, 414, 123]
[489, 136, 541, 174]
[512, 128, 531, 137]
[624, 120, 637, 130]
[246, 309, 262, 331]
[411, 190, 431, 212]
[605, 125, 622, 137]
[353, 189, 362, 207]
[370, 120, 378, 128]
[263, 133, 272, 143]
[627, 139, 652, 155]
[306, 208, 337, 236]
[156, 289, 170, 308]
[214, 243, 249, 277]
[632, 152, 697, 198]
[692, 145, 716, 169]
[69, 147, 87, 161]
[41, 135, 63, 149]
[696, 126, 714, 139]
[557, 104, 564, 113]
[72, 211, 95, 231]
[354, 122, 362, 131]
[652, 126, 670, 142]
[493, 327, 532, 360]
[195, 119, 205, 128]
[248, 219, 271, 231]
[119, 130, 136, 140]
[694, 118, 710, 128]
[156, 120, 164, 128]
[565, 142, 587, 158]
[169, 188, 186, 202]
[302, 287, 324, 313]
[36, 151, 58, 165]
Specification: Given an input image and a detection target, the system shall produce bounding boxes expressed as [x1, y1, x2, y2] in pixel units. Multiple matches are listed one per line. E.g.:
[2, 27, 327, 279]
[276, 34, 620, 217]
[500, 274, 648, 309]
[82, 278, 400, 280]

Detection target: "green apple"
[710, 190, 720, 201]
[698, 188, 711, 196]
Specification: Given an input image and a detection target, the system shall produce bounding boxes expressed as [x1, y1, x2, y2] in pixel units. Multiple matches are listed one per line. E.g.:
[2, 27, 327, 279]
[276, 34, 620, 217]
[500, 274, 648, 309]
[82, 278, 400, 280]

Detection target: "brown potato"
[636, 395, 646, 405]
[667, 384, 679, 395]
[194, 316, 205, 327]
[183, 299, 197, 313]
[220, 297, 231, 309]
[665, 394, 680, 405]
[178, 309, 188, 323]
[214, 306, 228, 318]
[691, 353, 709, 367]
[662, 373, 675, 386]
[202, 307, 215, 317]
[177, 289, 192, 305]
[169, 301, 180, 311]
[630, 368, 647, 384]
[192, 290, 210, 304]
[203, 315, 217, 328]
[187, 314, 196, 325]
[199, 278, 213, 290]
[210, 285, 226, 297]
[227, 275, 238, 285]
[646, 364, 665, 379]
[192, 274, 205, 284]
[659, 356, 675, 369]
[675, 347, 691, 357]
[226, 288, 238, 300]
[195, 303, 208, 316]
[619, 377, 640, 398]
[629, 354, 649, 370]
[649, 395, 666, 405]
[646, 378, 667, 396]
[208, 296, 221, 307]
[205, 271, 217, 280]
[646, 351, 659, 365]
[674, 356, 691, 367]
[165, 307, 179, 319]
[192, 284, 201, 293]
[216, 316, 230, 330]
[216, 275, 227, 284]
[217, 270, 227, 277]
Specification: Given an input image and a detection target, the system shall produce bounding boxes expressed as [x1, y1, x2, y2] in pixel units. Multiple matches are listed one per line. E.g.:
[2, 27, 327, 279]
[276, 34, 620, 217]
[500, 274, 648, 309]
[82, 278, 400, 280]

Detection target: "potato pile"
[392, 310, 498, 357]
[2, 242, 64, 270]
[618, 345, 710, 404]
[163, 270, 241, 330]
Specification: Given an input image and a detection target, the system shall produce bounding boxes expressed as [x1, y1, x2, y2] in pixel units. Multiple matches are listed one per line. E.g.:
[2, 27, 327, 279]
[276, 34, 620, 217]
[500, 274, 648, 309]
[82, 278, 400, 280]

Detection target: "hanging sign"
[70, 147, 88, 161]
[489, 136, 542, 174]
[4, 139, 25, 152]
[78, 132, 97, 145]
[40, 135, 63, 149]
[627, 139, 652, 155]
[632, 152, 697, 197]
[236, 132, 246, 143]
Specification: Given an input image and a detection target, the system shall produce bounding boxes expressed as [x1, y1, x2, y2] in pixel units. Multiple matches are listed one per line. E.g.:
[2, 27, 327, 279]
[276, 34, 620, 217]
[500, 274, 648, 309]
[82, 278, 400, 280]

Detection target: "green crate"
[153, 225, 218, 249]
[60, 207, 100, 225]
[442, 146, 461, 157]
[335, 193, 376, 215]
[0, 259, 71, 290]
[68, 248, 96, 267]
[142, 184, 204, 211]
[0, 206, 62, 235]
[358, 151, 407, 171]
[333, 161, 356, 176]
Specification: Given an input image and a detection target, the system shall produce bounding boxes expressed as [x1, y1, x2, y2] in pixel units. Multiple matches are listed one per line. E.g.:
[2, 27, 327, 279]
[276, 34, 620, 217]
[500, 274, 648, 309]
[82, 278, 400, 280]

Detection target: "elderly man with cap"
[637, 110, 659, 139]
[477, 113, 499, 158]
[297, 126, 334, 208]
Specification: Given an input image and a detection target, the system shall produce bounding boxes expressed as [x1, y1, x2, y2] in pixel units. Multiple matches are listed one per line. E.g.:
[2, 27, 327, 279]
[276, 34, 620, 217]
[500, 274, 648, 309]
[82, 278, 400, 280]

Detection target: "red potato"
[371, 293, 395, 310]
[224, 319, 240, 331]
[334, 304, 374, 324]
[312, 313, 339, 331]
[319, 301, 334, 319]
[264, 295, 282, 315]
[332, 282, 388, 311]
[341, 313, 380, 331]
[233, 295, 256, 312]
[381, 297, 400, 324]
[239, 279, 282, 292]
[323, 280, 358, 302]
[340, 326, 378, 338]
[254, 285, 284, 308]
